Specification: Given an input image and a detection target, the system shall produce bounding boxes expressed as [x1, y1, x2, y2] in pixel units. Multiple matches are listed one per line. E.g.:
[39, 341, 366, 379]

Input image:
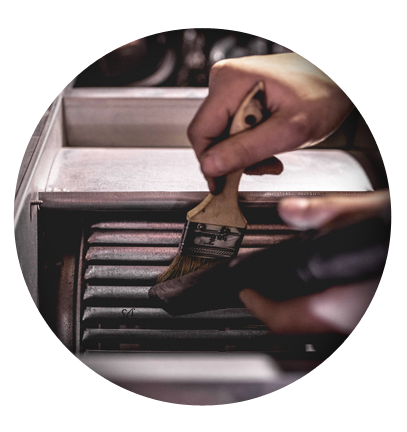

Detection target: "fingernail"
[278, 198, 316, 230]
[213, 176, 226, 195]
[279, 198, 310, 213]
[207, 179, 216, 194]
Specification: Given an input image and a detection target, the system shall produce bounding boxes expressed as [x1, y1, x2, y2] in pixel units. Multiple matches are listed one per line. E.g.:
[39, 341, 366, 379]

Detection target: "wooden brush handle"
[188, 82, 266, 228]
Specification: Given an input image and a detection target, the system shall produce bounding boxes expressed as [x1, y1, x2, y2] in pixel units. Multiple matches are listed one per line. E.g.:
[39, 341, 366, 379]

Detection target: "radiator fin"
[81, 218, 304, 353]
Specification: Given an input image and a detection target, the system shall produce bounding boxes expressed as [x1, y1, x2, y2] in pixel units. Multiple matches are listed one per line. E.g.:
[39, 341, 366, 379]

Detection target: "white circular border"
[4, 2, 405, 431]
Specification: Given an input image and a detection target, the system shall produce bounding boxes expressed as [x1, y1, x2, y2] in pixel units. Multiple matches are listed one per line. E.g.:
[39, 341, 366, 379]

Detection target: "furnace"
[15, 82, 386, 404]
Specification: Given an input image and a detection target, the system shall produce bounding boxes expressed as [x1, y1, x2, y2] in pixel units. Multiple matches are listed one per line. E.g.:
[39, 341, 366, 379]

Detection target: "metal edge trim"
[64, 87, 209, 100]
[14, 95, 63, 227]
[38, 191, 373, 211]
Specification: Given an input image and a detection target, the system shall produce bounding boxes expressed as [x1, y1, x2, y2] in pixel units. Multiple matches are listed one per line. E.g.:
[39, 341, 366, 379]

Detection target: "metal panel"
[45, 148, 374, 193]
[84, 265, 163, 282]
[83, 307, 260, 326]
[39, 191, 372, 211]
[82, 328, 272, 343]
[86, 246, 178, 262]
[85, 246, 264, 262]
[15, 108, 50, 198]
[86, 230, 295, 246]
[64, 87, 208, 147]
[91, 221, 184, 230]
[83, 286, 151, 303]
[82, 328, 343, 347]
[14, 96, 66, 304]
[80, 353, 304, 404]
[90, 221, 295, 231]
[80, 212, 299, 353]
[87, 230, 181, 245]
[79, 213, 349, 357]
[80, 352, 284, 382]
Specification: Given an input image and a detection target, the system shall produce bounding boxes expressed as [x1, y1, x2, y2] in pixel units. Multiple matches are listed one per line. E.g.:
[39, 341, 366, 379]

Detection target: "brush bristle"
[156, 255, 221, 284]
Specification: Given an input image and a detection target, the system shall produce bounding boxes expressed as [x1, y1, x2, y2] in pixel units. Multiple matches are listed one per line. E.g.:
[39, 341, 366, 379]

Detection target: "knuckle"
[236, 141, 255, 166]
[288, 113, 313, 141]
[209, 59, 235, 83]
[186, 122, 198, 144]
[211, 59, 231, 74]
[214, 139, 251, 174]
[201, 153, 222, 177]
[187, 117, 205, 151]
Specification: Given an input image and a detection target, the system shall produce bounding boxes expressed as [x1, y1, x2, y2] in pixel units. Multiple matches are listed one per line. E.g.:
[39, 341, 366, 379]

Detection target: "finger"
[278, 190, 390, 230]
[240, 279, 378, 335]
[239, 288, 337, 334]
[244, 156, 284, 175]
[308, 279, 379, 334]
[188, 73, 258, 159]
[212, 176, 226, 195]
[201, 171, 226, 195]
[278, 197, 339, 230]
[199, 112, 309, 179]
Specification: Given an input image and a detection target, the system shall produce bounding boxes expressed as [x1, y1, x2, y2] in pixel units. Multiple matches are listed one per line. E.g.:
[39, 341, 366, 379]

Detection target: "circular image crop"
[14, 28, 390, 405]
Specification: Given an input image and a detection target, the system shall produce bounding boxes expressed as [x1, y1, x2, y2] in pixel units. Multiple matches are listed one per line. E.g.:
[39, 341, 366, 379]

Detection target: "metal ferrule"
[179, 221, 246, 259]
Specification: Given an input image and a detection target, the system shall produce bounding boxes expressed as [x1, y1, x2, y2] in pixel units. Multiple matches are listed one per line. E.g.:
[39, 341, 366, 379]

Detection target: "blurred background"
[75, 29, 291, 88]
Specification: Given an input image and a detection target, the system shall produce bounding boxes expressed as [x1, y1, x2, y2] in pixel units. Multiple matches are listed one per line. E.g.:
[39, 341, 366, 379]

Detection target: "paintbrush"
[150, 215, 390, 316]
[156, 81, 280, 283]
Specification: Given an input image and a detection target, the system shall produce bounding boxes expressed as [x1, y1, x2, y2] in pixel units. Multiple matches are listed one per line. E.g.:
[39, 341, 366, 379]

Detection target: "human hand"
[239, 191, 390, 334]
[188, 53, 354, 194]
